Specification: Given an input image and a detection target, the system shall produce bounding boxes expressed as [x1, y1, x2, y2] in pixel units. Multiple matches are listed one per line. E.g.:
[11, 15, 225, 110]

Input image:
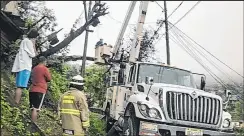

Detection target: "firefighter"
[58, 75, 90, 135]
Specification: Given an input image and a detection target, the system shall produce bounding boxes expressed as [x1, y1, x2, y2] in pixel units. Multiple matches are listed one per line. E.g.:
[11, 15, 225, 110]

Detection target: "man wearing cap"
[95, 38, 103, 47]
[12, 28, 39, 104]
[58, 75, 90, 135]
[29, 56, 51, 122]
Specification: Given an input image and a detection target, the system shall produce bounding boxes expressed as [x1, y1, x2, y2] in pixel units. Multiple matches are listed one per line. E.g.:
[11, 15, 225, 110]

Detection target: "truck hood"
[135, 83, 224, 130]
[138, 83, 223, 101]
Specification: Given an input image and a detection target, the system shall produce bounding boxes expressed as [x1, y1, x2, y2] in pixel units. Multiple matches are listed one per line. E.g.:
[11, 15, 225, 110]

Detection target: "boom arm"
[113, 1, 137, 58]
[112, 1, 150, 63]
[129, 1, 149, 63]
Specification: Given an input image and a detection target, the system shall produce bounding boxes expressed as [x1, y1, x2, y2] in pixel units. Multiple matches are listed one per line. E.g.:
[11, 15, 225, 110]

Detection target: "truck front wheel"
[123, 105, 140, 136]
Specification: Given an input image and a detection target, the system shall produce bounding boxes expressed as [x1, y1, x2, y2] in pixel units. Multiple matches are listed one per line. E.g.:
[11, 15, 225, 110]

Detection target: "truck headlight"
[138, 102, 161, 119]
[148, 108, 158, 118]
[140, 104, 147, 111]
[223, 119, 231, 128]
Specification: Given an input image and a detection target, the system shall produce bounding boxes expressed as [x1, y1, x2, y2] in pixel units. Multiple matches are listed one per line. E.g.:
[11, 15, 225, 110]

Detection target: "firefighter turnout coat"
[58, 87, 90, 135]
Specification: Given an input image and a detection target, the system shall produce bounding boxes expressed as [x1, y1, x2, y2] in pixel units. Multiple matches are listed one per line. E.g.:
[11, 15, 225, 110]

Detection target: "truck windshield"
[137, 64, 196, 88]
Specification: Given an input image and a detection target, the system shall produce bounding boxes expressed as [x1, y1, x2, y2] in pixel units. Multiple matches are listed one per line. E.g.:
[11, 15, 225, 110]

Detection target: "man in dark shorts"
[29, 56, 51, 122]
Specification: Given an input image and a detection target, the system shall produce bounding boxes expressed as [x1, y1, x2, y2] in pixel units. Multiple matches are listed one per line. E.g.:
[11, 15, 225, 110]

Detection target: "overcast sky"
[45, 1, 243, 85]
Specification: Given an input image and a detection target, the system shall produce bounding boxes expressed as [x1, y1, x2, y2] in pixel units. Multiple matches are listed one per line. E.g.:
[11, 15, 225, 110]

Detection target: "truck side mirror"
[224, 90, 232, 98]
[200, 76, 206, 90]
[145, 76, 154, 85]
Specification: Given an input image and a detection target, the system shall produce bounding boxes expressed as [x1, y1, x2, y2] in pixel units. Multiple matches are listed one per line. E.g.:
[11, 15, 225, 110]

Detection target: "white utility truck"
[94, 1, 235, 136]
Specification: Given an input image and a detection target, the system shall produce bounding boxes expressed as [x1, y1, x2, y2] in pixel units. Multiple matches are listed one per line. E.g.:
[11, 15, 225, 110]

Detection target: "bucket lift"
[94, 1, 149, 66]
[94, 43, 113, 64]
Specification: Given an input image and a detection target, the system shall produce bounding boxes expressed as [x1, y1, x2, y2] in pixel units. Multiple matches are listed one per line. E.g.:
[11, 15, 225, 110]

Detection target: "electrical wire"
[107, 14, 156, 25]
[169, 31, 229, 89]
[168, 1, 201, 30]
[170, 29, 228, 89]
[153, 1, 201, 47]
[155, 1, 164, 11]
[171, 26, 240, 88]
[145, 1, 167, 46]
[167, 1, 184, 19]
[108, 1, 166, 52]
[152, 1, 241, 89]
[169, 28, 228, 88]
[171, 27, 239, 89]
[168, 21, 244, 79]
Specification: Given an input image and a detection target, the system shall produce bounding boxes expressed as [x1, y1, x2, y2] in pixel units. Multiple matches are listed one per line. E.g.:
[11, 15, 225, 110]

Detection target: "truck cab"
[103, 62, 235, 136]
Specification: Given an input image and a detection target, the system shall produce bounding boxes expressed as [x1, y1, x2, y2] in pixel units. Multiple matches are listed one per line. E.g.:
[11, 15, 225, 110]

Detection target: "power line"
[145, 1, 170, 49]
[107, 1, 165, 48]
[167, 1, 184, 19]
[152, 1, 242, 88]
[169, 21, 244, 79]
[171, 27, 239, 88]
[155, 1, 164, 11]
[172, 26, 240, 87]
[169, 32, 227, 88]
[107, 14, 156, 25]
[169, 1, 201, 30]
[153, 1, 201, 47]
[169, 31, 228, 88]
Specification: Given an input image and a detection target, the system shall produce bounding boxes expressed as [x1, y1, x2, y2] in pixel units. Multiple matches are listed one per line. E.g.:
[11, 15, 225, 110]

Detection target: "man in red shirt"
[29, 56, 51, 122]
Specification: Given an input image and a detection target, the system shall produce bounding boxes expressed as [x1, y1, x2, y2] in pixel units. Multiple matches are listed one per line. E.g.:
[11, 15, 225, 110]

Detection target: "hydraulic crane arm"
[129, 1, 149, 63]
[113, 1, 137, 58]
[112, 1, 150, 63]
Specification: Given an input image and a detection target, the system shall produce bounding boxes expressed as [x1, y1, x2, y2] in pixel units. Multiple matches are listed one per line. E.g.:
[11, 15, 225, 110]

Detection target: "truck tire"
[124, 105, 140, 136]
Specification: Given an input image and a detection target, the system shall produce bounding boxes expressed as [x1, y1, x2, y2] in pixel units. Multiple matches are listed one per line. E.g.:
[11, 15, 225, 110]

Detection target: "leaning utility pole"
[81, 1, 92, 77]
[164, 1, 170, 65]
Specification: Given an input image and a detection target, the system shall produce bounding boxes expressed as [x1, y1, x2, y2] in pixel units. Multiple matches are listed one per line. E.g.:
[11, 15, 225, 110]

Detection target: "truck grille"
[165, 91, 221, 125]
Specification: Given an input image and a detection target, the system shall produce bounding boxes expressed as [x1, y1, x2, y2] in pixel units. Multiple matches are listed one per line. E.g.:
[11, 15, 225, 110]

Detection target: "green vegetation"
[84, 64, 108, 107]
[1, 64, 106, 135]
[1, 75, 32, 136]
[88, 113, 106, 136]
[49, 65, 70, 104]
[1, 1, 243, 135]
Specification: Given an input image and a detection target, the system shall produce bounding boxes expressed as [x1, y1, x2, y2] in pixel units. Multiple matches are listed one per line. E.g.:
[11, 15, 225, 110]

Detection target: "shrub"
[88, 112, 106, 136]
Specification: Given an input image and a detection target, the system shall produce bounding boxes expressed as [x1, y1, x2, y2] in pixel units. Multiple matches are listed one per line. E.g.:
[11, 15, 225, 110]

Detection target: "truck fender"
[124, 102, 141, 119]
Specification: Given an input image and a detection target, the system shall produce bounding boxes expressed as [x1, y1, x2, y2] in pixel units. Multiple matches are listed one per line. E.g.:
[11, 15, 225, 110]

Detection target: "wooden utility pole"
[164, 1, 170, 65]
[81, 1, 92, 77]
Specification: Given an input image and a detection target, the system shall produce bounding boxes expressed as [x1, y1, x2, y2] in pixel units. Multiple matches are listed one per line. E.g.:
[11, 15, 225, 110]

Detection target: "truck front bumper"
[140, 121, 235, 136]
[157, 124, 235, 136]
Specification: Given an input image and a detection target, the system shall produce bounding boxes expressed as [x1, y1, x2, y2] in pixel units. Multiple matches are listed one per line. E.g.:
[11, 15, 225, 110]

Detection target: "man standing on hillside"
[29, 56, 51, 122]
[12, 28, 39, 105]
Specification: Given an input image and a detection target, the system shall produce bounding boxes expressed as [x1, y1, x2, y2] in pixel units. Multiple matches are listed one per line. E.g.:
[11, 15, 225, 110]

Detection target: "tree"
[122, 26, 160, 62]
[18, 1, 57, 52]
[1, 1, 57, 70]
[84, 64, 108, 107]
